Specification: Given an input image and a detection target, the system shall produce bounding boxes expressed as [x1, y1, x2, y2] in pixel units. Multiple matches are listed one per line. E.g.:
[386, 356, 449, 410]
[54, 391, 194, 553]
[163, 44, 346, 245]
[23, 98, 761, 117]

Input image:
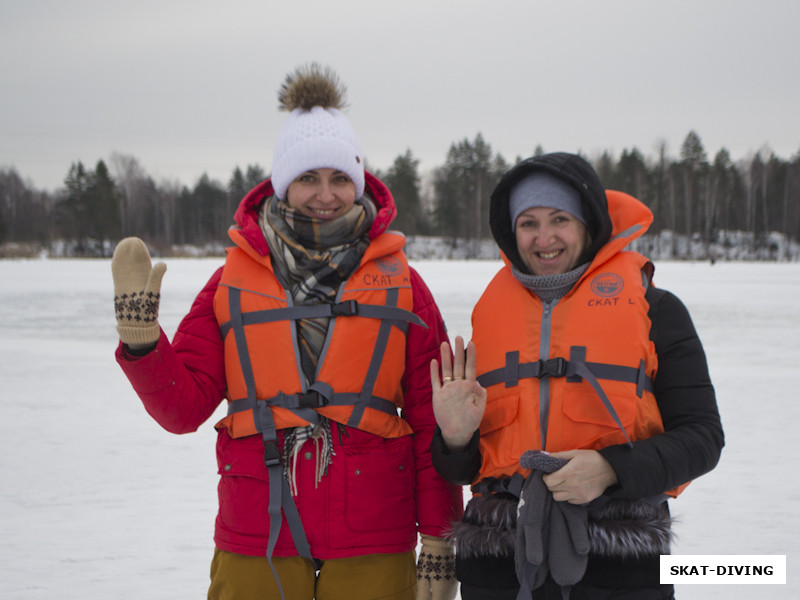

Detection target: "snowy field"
[1, 257, 798, 599]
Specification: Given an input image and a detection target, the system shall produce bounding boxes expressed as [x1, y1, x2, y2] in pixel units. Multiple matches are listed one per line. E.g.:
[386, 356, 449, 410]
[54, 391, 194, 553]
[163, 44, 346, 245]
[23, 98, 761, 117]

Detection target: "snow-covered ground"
[1, 258, 797, 599]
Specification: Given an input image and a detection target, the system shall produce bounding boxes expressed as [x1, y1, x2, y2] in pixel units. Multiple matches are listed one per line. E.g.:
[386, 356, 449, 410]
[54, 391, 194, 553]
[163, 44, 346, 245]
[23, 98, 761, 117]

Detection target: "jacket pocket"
[340, 435, 415, 540]
[215, 432, 271, 538]
[560, 380, 637, 447]
[479, 391, 525, 469]
[480, 391, 520, 435]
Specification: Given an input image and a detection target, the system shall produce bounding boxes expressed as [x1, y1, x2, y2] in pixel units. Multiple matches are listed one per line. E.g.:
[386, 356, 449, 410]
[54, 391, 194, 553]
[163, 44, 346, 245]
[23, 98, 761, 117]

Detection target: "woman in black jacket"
[430, 152, 724, 600]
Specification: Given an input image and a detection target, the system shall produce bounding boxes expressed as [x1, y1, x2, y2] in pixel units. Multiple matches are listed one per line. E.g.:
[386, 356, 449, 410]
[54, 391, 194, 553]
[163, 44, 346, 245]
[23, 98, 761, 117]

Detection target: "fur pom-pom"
[278, 63, 348, 112]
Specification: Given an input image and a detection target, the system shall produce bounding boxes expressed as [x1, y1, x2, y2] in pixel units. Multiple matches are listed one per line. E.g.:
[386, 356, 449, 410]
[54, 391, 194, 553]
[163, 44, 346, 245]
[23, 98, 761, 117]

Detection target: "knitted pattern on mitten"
[416, 534, 457, 600]
[111, 237, 166, 348]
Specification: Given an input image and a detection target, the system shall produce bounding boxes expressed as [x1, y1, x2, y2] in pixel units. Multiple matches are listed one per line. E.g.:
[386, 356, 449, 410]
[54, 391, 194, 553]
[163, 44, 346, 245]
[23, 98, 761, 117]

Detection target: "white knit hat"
[271, 64, 364, 201]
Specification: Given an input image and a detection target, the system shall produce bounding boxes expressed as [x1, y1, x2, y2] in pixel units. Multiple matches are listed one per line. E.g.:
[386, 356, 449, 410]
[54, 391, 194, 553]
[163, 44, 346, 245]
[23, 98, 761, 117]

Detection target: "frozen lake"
[1, 257, 797, 599]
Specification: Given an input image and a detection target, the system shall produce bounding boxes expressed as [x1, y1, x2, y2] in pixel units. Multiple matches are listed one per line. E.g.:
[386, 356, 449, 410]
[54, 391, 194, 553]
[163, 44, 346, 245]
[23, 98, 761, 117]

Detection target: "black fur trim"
[448, 493, 673, 560]
[588, 499, 675, 558]
[448, 494, 517, 558]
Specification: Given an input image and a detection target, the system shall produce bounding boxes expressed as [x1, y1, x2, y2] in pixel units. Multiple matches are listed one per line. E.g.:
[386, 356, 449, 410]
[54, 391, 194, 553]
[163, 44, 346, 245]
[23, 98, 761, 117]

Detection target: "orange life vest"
[213, 229, 422, 440]
[472, 190, 687, 497]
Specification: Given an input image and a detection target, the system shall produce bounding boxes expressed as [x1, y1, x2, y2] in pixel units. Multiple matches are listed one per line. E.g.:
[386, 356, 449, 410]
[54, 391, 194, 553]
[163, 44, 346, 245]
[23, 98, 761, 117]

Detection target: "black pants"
[457, 554, 674, 600]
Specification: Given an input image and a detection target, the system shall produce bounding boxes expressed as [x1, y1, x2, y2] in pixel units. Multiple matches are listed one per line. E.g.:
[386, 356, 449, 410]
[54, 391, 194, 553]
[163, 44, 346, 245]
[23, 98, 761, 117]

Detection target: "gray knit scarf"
[260, 195, 376, 493]
[510, 263, 589, 303]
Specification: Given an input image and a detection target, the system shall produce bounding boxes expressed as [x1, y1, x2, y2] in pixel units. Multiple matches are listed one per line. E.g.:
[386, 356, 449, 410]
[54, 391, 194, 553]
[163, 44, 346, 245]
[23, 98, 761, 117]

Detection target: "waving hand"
[430, 336, 486, 452]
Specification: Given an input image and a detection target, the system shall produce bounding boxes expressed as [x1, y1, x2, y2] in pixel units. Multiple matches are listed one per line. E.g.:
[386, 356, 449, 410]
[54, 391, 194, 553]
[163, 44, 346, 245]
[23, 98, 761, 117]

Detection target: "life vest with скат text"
[213, 230, 425, 441]
[472, 244, 687, 497]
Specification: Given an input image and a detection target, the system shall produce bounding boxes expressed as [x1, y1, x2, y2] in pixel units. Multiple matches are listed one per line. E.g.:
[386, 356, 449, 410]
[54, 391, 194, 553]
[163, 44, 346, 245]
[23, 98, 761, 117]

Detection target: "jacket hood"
[489, 152, 613, 273]
[230, 170, 398, 257]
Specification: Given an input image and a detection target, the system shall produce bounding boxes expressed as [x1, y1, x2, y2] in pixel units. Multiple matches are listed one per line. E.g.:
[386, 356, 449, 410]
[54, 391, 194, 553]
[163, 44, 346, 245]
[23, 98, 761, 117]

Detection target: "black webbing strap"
[565, 360, 633, 447]
[260, 432, 314, 600]
[477, 350, 651, 396]
[348, 288, 399, 428]
[228, 287, 314, 600]
[229, 288, 257, 404]
[471, 473, 525, 499]
[567, 347, 653, 398]
[226, 391, 399, 421]
[476, 347, 646, 448]
[218, 298, 427, 339]
[478, 352, 569, 388]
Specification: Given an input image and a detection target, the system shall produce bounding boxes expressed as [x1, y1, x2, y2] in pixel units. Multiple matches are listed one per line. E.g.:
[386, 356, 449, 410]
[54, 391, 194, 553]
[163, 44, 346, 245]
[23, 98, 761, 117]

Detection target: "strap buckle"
[331, 300, 358, 317]
[297, 391, 328, 408]
[538, 357, 567, 378]
[263, 440, 281, 468]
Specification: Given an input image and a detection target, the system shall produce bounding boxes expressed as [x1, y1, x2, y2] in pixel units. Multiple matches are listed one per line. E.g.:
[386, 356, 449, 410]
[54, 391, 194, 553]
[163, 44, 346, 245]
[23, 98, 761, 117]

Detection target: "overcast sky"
[2, 0, 798, 192]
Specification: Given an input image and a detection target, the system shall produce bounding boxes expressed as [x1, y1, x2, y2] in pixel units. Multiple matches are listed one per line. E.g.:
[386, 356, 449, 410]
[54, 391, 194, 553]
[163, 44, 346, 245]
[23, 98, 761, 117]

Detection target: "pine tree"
[432, 133, 505, 245]
[228, 167, 247, 222]
[384, 149, 423, 235]
[616, 148, 648, 201]
[61, 161, 90, 250]
[191, 173, 228, 244]
[87, 160, 121, 250]
[245, 164, 266, 190]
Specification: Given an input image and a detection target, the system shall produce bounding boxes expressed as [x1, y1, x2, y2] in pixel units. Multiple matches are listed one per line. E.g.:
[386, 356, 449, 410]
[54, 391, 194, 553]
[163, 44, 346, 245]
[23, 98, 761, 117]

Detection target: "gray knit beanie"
[509, 171, 586, 231]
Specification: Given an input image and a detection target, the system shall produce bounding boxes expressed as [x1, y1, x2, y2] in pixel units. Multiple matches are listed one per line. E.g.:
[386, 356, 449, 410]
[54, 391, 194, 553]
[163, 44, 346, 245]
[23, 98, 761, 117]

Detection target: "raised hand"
[111, 237, 166, 350]
[430, 335, 486, 452]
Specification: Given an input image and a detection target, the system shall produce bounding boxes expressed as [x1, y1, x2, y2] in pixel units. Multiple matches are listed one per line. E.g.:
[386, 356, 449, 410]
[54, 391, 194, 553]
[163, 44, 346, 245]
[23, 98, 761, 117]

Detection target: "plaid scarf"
[260, 195, 376, 493]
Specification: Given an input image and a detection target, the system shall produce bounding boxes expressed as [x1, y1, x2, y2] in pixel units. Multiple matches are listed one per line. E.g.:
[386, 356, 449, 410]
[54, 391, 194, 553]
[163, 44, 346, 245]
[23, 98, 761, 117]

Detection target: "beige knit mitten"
[111, 237, 166, 349]
[416, 534, 457, 600]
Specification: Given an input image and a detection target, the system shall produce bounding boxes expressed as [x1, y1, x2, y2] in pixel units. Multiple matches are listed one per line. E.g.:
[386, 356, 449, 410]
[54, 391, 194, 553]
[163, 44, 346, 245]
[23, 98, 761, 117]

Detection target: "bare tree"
[110, 152, 150, 237]
[156, 179, 181, 246]
[679, 131, 708, 243]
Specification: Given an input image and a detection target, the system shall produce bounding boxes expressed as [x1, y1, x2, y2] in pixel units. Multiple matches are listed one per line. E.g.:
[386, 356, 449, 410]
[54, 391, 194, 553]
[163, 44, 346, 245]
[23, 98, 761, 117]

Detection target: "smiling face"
[514, 206, 590, 275]
[285, 168, 357, 220]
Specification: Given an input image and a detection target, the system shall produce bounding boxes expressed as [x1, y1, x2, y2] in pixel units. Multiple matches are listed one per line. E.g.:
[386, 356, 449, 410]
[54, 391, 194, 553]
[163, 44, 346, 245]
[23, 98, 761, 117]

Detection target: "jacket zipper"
[539, 300, 557, 450]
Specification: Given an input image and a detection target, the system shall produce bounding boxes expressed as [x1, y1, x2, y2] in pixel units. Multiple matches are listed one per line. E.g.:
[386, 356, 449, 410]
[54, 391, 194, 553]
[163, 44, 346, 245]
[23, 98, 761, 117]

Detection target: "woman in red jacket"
[111, 64, 463, 600]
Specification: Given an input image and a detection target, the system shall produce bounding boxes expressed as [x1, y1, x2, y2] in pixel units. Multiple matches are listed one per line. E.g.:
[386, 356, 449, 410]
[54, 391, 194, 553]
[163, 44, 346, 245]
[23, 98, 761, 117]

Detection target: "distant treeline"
[1, 130, 798, 260]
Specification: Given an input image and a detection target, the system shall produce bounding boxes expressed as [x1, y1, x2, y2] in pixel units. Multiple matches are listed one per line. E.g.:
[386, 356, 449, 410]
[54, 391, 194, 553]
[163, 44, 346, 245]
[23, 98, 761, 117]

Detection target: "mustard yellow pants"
[208, 548, 417, 600]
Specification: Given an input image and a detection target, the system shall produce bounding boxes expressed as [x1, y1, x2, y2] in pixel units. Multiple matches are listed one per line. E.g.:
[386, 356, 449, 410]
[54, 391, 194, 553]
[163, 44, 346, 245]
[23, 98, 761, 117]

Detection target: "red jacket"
[116, 172, 463, 559]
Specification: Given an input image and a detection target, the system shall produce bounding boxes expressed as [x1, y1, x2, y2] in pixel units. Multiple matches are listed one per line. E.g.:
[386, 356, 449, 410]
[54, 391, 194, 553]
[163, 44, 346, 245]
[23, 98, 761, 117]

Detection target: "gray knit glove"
[515, 451, 590, 593]
[111, 237, 166, 349]
[416, 534, 457, 600]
